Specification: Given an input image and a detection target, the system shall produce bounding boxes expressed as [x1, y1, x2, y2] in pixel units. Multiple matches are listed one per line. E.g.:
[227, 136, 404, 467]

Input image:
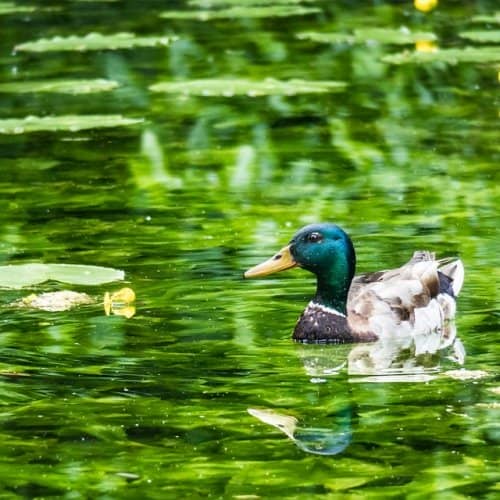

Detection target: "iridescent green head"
[245, 223, 356, 314]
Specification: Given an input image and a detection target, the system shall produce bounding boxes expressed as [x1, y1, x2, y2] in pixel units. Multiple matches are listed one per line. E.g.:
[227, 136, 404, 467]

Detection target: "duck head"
[245, 223, 356, 313]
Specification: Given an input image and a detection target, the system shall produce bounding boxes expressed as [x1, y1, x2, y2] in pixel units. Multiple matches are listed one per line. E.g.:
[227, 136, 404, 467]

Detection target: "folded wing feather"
[347, 251, 463, 338]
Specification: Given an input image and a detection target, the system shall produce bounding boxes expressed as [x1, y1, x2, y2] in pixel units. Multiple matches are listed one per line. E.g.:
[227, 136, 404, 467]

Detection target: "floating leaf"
[0, 1, 36, 15]
[382, 46, 500, 64]
[189, 0, 316, 5]
[150, 78, 346, 97]
[471, 12, 500, 24]
[459, 31, 500, 43]
[12, 291, 94, 312]
[0, 79, 119, 95]
[47, 265, 125, 286]
[298, 28, 437, 45]
[160, 5, 320, 20]
[15, 32, 178, 53]
[297, 32, 356, 44]
[73, 0, 119, 3]
[355, 27, 437, 44]
[0, 115, 143, 134]
[0, 264, 125, 289]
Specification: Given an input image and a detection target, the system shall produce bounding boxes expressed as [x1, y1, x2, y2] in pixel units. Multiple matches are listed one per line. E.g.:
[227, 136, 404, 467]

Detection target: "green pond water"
[0, 0, 499, 497]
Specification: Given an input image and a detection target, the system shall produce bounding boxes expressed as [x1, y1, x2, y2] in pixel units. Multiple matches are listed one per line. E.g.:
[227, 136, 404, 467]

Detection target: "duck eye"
[307, 232, 323, 243]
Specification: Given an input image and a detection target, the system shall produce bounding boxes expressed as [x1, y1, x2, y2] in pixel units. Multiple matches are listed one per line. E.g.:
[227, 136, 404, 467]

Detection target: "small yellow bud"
[110, 287, 136, 304]
[414, 0, 438, 13]
[415, 40, 438, 53]
[103, 287, 136, 317]
[112, 305, 136, 319]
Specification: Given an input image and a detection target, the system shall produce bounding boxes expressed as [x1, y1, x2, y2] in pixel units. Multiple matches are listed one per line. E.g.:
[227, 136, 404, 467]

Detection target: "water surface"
[0, 0, 498, 497]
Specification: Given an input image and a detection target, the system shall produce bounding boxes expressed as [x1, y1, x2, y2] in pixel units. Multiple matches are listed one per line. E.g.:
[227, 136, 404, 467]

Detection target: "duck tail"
[438, 259, 465, 297]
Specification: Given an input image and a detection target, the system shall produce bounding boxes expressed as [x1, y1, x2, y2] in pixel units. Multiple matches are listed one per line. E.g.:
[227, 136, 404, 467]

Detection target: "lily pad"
[382, 46, 500, 65]
[15, 32, 178, 53]
[149, 78, 346, 96]
[160, 5, 320, 20]
[459, 31, 500, 43]
[0, 115, 143, 134]
[297, 32, 356, 44]
[471, 12, 500, 24]
[189, 0, 316, 5]
[0, 79, 119, 95]
[0, 1, 36, 15]
[0, 264, 124, 289]
[297, 28, 437, 45]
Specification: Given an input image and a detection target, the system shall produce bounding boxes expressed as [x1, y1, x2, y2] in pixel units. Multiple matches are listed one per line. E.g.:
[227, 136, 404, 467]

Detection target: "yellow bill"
[244, 244, 297, 278]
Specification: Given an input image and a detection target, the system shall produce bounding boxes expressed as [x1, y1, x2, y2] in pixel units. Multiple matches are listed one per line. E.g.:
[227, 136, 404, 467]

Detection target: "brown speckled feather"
[346, 251, 464, 340]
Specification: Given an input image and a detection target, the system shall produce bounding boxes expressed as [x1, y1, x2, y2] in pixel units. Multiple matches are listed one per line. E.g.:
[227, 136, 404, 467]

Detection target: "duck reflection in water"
[297, 318, 465, 382]
[248, 328, 465, 456]
[248, 407, 352, 456]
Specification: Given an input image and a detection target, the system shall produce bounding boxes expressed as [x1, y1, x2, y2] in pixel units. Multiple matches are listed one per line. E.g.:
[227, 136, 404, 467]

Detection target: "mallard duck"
[244, 223, 464, 344]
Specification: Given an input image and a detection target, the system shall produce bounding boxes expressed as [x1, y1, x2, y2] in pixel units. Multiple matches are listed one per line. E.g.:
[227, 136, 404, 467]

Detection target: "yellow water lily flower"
[104, 287, 136, 317]
[415, 40, 438, 52]
[111, 305, 136, 319]
[414, 0, 438, 13]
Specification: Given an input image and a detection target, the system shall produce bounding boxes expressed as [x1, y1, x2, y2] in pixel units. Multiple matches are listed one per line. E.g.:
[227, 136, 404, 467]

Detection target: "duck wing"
[347, 251, 464, 339]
